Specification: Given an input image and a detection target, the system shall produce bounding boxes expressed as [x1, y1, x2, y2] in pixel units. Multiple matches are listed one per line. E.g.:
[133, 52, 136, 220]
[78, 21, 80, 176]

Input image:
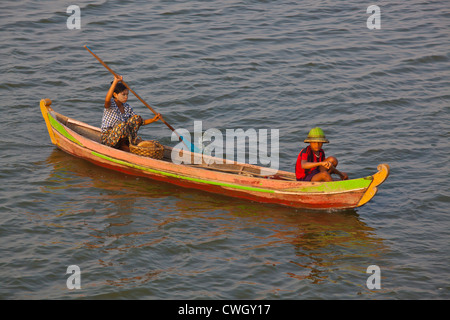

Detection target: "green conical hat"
[304, 127, 329, 143]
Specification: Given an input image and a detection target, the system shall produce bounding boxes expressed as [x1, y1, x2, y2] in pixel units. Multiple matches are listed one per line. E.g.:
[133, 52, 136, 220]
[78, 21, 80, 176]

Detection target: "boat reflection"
[43, 149, 387, 288]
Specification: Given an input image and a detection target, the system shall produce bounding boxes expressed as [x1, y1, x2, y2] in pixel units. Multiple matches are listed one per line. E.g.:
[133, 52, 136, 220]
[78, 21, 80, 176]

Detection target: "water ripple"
[0, 0, 449, 300]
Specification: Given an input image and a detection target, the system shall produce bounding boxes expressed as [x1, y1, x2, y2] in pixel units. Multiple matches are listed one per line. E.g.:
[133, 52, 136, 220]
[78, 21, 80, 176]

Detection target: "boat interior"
[51, 110, 297, 181]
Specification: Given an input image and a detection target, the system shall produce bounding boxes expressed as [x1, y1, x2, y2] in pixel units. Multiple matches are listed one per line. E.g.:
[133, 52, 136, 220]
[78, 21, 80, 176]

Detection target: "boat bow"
[357, 164, 390, 207]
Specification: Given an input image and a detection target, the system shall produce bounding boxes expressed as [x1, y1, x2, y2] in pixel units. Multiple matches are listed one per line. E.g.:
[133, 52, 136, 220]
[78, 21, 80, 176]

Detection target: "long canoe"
[40, 99, 389, 210]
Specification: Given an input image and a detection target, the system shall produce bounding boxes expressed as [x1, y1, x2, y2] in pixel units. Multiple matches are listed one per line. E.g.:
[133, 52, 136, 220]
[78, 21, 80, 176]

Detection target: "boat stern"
[357, 163, 390, 207]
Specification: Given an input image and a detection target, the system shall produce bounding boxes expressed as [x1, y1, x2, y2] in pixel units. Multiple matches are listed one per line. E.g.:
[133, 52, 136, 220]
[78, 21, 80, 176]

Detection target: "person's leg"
[324, 156, 348, 180]
[308, 157, 336, 182]
[311, 171, 333, 182]
[125, 115, 143, 145]
[101, 122, 128, 149]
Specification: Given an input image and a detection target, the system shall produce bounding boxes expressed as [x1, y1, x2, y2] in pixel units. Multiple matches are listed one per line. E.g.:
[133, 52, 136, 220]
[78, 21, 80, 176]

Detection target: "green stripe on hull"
[91, 151, 276, 194]
[48, 113, 82, 145]
[91, 151, 372, 195]
[284, 177, 372, 193]
[92, 151, 372, 194]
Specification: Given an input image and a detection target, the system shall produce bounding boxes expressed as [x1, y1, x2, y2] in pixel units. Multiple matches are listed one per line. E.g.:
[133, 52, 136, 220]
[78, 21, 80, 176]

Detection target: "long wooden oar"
[84, 45, 198, 152]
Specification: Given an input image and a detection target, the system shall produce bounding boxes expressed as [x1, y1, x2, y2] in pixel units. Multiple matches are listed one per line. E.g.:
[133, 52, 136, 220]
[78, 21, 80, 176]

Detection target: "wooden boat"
[40, 98, 389, 210]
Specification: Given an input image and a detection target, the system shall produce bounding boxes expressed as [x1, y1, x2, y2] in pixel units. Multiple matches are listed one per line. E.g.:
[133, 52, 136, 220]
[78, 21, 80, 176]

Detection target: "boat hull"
[40, 99, 389, 210]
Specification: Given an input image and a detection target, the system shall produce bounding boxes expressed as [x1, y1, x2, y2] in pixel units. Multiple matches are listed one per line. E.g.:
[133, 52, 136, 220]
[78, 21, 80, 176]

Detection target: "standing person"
[295, 127, 348, 182]
[101, 75, 161, 151]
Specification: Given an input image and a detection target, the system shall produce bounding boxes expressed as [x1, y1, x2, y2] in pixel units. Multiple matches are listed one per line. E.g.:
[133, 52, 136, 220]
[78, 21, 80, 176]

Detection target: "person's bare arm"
[104, 75, 122, 108]
[142, 113, 162, 125]
[301, 160, 331, 170]
[329, 165, 348, 180]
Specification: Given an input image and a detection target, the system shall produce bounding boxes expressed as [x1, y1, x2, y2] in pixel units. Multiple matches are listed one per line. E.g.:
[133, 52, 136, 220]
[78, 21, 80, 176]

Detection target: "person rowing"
[100, 75, 161, 151]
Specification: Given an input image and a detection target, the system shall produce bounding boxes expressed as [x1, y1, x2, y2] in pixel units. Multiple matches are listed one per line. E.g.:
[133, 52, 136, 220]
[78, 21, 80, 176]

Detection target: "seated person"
[101, 75, 161, 151]
[295, 127, 348, 182]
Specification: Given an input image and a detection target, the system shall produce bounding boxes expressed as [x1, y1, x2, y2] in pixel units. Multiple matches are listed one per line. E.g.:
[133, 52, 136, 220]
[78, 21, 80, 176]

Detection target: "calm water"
[0, 0, 449, 300]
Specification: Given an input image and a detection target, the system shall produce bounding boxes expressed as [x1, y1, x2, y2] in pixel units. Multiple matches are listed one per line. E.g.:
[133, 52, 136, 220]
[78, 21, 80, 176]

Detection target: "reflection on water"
[33, 149, 388, 296]
[222, 204, 385, 285]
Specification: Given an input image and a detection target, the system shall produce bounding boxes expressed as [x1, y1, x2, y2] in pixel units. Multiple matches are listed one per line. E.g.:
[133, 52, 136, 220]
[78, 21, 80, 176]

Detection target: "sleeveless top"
[295, 145, 325, 180]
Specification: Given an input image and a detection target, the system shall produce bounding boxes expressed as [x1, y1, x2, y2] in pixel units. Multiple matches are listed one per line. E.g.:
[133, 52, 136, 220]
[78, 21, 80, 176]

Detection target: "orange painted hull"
[40, 99, 389, 210]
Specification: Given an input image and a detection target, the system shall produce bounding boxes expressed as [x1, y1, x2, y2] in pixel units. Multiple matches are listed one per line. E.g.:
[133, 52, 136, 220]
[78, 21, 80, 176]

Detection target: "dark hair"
[111, 81, 127, 94]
